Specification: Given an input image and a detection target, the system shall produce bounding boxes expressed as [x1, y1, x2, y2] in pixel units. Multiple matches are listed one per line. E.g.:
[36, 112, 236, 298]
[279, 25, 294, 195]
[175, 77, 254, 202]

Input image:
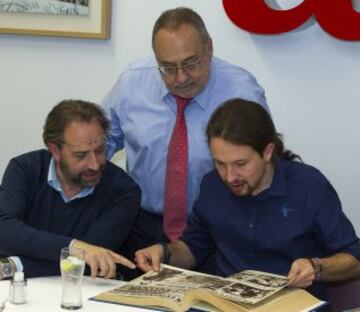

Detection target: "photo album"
[92, 264, 327, 312]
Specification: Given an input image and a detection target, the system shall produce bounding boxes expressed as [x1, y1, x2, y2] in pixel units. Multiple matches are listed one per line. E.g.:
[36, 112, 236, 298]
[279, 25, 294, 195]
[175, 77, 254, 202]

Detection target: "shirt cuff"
[9, 256, 23, 272]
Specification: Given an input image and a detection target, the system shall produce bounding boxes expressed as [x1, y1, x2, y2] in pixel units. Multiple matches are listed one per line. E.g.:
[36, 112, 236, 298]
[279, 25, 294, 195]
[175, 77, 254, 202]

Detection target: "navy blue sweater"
[0, 149, 141, 277]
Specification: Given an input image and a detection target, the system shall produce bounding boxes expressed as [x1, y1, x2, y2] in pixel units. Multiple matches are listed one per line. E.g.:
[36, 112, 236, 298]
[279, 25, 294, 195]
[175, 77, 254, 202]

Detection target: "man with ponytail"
[135, 98, 360, 304]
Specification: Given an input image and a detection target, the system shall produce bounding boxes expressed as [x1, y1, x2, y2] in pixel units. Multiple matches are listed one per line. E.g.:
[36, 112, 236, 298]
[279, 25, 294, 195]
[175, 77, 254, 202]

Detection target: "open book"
[92, 264, 326, 312]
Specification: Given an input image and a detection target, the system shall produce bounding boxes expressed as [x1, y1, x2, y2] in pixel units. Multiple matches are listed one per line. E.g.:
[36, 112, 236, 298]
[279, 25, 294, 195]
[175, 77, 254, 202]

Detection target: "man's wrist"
[309, 257, 323, 280]
[159, 242, 171, 264]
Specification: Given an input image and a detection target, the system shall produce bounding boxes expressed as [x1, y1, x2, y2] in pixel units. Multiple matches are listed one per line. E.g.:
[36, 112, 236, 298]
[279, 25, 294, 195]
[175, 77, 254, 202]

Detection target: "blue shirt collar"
[47, 158, 94, 203]
[268, 157, 287, 197]
[254, 157, 287, 201]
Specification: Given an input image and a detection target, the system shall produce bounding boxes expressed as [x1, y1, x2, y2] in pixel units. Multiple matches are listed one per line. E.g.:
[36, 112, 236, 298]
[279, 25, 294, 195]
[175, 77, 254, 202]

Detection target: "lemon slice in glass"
[60, 259, 75, 272]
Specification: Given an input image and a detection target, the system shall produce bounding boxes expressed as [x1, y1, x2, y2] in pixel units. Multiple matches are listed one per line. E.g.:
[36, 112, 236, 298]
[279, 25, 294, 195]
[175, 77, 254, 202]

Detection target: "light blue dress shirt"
[103, 55, 268, 215]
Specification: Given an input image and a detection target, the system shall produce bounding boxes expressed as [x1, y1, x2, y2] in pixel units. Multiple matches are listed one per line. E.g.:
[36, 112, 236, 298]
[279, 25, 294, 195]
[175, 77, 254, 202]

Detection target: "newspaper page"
[107, 265, 288, 305]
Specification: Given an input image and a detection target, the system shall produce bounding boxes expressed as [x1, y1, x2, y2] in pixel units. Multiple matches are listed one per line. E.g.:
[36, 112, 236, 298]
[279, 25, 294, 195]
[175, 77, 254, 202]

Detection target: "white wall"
[1, 0, 359, 231]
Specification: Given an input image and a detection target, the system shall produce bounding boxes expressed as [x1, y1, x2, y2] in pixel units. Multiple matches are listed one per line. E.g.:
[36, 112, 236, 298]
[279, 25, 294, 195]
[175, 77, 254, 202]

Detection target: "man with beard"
[102, 7, 267, 277]
[0, 100, 140, 280]
[135, 99, 360, 304]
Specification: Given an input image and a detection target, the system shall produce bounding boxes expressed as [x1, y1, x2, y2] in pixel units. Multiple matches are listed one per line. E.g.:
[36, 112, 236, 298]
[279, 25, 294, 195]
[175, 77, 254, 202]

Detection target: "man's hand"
[287, 258, 315, 288]
[135, 244, 164, 273]
[72, 240, 135, 279]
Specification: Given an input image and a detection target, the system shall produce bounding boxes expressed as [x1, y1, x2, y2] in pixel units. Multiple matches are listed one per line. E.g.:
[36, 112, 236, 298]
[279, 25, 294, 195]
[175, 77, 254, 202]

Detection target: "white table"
[0, 276, 154, 311]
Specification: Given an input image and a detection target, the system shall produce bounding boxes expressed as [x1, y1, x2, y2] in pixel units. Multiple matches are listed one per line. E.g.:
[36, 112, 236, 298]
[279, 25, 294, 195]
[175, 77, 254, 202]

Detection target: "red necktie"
[163, 96, 192, 241]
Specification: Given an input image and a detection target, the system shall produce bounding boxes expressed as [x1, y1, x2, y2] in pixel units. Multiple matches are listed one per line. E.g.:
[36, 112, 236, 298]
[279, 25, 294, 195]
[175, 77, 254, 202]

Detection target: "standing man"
[103, 7, 267, 267]
[135, 98, 360, 303]
[0, 100, 140, 279]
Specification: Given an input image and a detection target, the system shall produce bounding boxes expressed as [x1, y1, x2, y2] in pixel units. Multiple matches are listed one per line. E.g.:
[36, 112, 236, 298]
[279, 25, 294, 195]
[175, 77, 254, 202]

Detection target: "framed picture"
[0, 0, 111, 39]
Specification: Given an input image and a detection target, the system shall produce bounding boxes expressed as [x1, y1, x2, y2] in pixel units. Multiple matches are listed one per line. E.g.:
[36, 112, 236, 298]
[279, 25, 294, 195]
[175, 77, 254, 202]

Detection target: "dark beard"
[59, 160, 106, 188]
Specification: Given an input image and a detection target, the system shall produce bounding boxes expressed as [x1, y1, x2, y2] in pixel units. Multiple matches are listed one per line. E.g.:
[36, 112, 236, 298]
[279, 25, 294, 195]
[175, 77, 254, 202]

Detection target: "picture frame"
[0, 0, 111, 39]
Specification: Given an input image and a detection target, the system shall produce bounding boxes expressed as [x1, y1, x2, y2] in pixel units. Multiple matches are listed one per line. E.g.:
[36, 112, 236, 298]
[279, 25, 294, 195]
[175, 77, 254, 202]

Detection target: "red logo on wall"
[222, 0, 360, 41]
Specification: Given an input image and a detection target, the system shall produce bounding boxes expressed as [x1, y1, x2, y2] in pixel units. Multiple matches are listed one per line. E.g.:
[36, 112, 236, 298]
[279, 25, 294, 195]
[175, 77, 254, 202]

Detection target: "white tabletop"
[0, 276, 154, 311]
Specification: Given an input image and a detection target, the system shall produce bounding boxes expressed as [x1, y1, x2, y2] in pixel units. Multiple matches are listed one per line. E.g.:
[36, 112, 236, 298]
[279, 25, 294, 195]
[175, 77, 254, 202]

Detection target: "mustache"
[227, 179, 246, 185]
[82, 170, 99, 175]
[81, 163, 106, 176]
[174, 82, 194, 89]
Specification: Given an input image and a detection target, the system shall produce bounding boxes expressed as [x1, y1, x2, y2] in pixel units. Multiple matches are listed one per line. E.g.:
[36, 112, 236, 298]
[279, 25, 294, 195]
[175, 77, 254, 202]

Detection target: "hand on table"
[72, 240, 135, 279]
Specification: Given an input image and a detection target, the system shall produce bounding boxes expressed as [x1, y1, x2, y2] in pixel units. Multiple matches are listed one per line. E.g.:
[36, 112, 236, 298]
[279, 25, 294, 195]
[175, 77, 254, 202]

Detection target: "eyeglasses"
[158, 59, 202, 77]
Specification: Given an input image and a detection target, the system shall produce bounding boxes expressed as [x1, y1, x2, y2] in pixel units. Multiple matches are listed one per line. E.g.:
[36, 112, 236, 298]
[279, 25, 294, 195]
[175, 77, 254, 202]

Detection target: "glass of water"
[60, 247, 85, 310]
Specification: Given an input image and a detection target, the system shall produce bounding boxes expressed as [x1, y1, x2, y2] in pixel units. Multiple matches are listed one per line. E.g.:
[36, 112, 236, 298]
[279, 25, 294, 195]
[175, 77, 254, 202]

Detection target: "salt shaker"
[9, 271, 27, 304]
